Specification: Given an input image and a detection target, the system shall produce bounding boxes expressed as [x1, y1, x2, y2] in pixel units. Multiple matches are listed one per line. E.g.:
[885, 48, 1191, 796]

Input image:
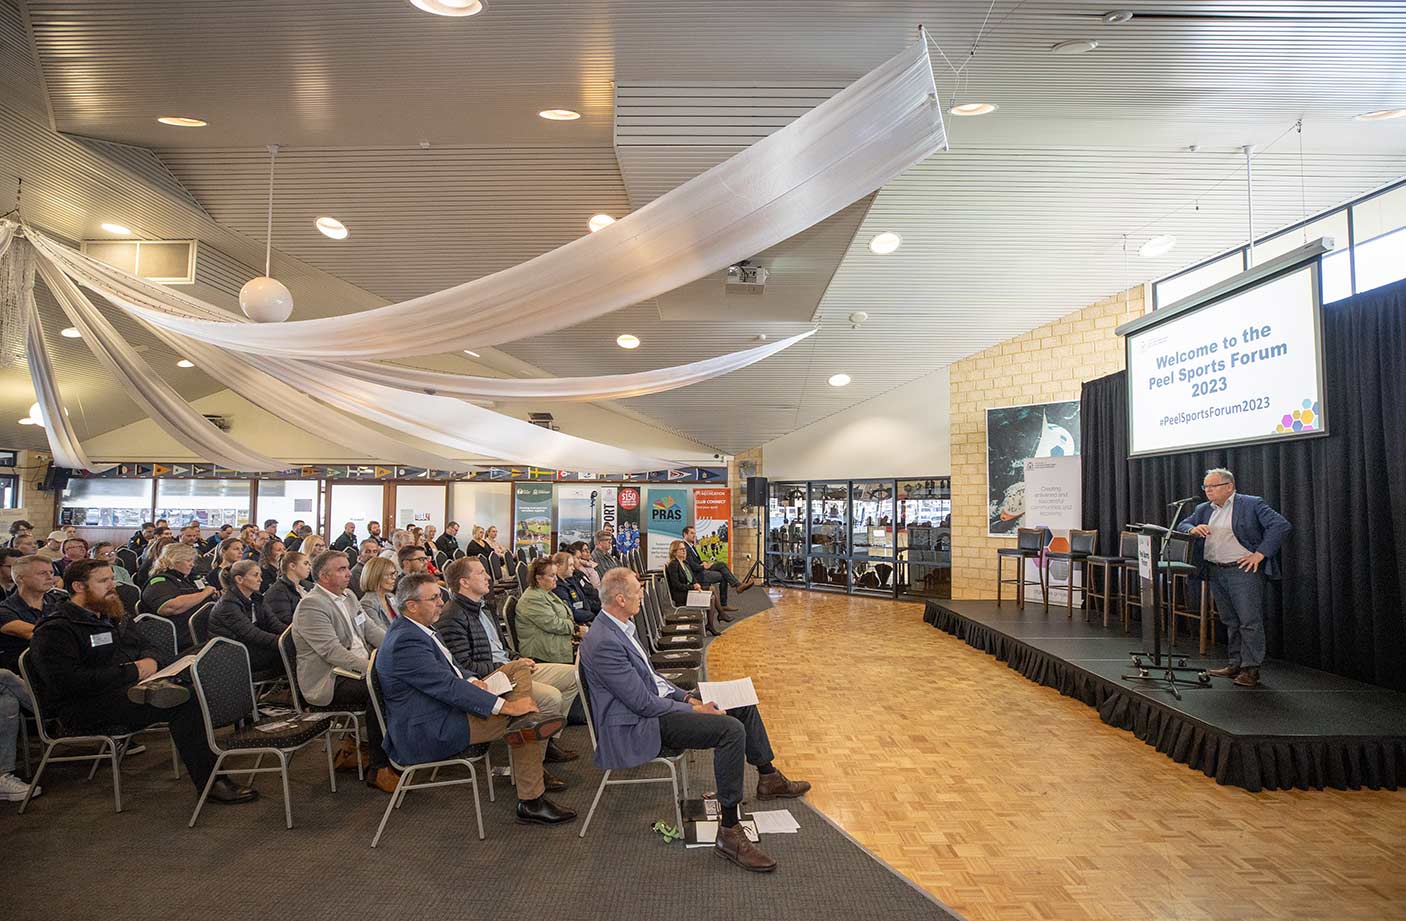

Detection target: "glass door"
[390, 482, 448, 533]
[766, 482, 807, 586]
[329, 483, 384, 544]
[808, 482, 849, 591]
[850, 481, 896, 596]
[896, 478, 952, 599]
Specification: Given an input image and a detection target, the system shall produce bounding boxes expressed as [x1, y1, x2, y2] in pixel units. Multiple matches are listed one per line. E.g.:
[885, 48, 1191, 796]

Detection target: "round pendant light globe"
[239, 276, 294, 323]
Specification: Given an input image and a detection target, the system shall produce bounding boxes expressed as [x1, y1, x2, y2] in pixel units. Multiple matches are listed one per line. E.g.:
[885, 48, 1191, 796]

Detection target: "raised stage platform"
[923, 599, 1406, 792]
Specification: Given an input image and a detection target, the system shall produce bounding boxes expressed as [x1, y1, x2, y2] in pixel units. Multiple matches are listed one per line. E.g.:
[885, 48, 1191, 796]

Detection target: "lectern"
[1121, 522, 1210, 699]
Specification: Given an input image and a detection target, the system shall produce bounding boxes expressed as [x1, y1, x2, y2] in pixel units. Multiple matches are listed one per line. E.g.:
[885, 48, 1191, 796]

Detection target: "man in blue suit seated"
[579, 568, 810, 872]
[1175, 467, 1291, 688]
[374, 573, 577, 826]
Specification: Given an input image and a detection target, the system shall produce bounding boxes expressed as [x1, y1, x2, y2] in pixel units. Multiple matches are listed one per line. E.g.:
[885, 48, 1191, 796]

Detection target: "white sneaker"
[0, 772, 40, 802]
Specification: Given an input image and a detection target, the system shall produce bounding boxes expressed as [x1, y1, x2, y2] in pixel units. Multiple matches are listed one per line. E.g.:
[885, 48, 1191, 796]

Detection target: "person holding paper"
[665, 541, 731, 631]
[28, 559, 257, 804]
[377, 572, 576, 826]
[291, 550, 392, 789]
[580, 567, 810, 872]
[1176, 467, 1292, 689]
[681, 525, 753, 612]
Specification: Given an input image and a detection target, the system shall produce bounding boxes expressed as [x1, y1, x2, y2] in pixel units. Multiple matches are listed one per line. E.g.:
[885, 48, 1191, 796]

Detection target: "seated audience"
[358, 556, 399, 629]
[133, 535, 174, 587]
[330, 522, 359, 553]
[380, 529, 411, 564]
[141, 543, 219, 632]
[127, 521, 155, 556]
[55, 537, 90, 576]
[140, 526, 172, 562]
[207, 524, 234, 554]
[569, 541, 602, 614]
[462, 525, 492, 560]
[666, 540, 730, 629]
[263, 519, 280, 544]
[35, 531, 66, 562]
[285, 525, 313, 553]
[0, 548, 20, 599]
[283, 520, 306, 543]
[7, 520, 34, 548]
[580, 568, 809, 871]
[396, 544, 450, 600]
[262, 550, 313, 630]
[549, 551, 594, 625]
[90, 542, 135, 585]
[207, 538, 246, 591]
[376, 572, 575, 825]
[258, 538, 286, 592]
[349, 539, 382, 598]
[682, 524, 751, 611]
[366, 520, 388, 547]
[300, 533, 328, 561]
[483, 525, 507, 559]
[30, 559, 256, 804]
[244, 529, 268, 563]
[592, 530, 625, 575]
[514, 558, 579, 665]
[436, 556, 579, 764]
[1, 556, 58, 672]
[435, 522, 461, 557]
[291, 550, 391, 789]
[208, 560, 283, 675]
[10, 532, 38, 557]
[0, 665, 37, 801]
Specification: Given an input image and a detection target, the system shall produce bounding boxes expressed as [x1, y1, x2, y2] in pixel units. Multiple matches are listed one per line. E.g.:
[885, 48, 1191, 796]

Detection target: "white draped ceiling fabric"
[5, 33, 947, 473]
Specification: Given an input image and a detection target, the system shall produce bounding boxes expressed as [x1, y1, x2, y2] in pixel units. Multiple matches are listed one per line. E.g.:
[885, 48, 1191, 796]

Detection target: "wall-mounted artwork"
[986, 401, 1080, 536]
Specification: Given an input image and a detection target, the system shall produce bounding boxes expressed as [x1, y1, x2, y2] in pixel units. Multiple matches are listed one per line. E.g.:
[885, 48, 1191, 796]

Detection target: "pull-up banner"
[693, 487, 732, 569]
[645, 487, 690, 571]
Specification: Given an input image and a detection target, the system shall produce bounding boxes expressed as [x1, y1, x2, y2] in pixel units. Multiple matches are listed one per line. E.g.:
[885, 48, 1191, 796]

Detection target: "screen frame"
[1121, 242, 1331, 459]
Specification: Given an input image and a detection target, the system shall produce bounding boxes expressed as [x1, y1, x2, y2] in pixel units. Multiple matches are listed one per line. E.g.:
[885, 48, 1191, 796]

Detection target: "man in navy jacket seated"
[680, 525, 752, 612]
[579, 568, 809, 872]
[374, 572, 576, 825]
[1175, 467, 1291, 688]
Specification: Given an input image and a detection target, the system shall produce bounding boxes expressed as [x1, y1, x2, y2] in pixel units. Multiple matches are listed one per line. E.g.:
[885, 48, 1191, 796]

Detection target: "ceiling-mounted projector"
[725, 260, 769, 295]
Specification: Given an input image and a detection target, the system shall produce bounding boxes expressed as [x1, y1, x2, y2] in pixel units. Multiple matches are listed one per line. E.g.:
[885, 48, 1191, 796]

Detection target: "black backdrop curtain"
[1081, 277, 1406, 690]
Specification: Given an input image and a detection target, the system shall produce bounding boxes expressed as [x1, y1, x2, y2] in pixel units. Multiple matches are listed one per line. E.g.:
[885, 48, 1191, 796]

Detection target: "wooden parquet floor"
[707, 589, 1406, 921]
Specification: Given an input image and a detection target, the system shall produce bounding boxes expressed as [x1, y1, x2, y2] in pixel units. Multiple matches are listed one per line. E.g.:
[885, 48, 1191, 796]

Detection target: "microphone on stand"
[1166, 496, 1200, 507]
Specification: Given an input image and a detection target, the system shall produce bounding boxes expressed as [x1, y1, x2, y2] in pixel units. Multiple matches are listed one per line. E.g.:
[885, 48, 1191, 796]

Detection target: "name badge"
[354, 613, 366, 627]
[90, 631, 114, 647]
[573, 601, 585, 610]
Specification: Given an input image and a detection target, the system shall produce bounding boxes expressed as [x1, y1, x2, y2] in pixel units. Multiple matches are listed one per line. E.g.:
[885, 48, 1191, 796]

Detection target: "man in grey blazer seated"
[292, 550, 392, 790]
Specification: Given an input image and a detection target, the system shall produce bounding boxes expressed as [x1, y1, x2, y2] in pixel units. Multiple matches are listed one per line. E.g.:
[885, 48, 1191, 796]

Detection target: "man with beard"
[366, 520, 388, 548]
[28, 559, 257, 804]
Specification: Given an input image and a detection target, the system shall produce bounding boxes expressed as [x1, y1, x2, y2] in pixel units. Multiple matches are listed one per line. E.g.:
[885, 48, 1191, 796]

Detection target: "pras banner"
[693, 487, 732, 568]
[645, 487, 690, 570]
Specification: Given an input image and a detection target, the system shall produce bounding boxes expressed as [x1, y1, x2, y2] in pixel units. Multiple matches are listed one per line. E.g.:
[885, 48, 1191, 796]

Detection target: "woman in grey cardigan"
[357, 556, 398, 630]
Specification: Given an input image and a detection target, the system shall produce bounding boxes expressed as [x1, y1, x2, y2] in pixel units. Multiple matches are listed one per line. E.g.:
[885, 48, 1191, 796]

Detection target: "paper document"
[254, 719, 293, 733]
[686, 590, 714, 608]
[481, 671, 513, 696]
[749, 809, 800, 834]
[331, 666, 364, 680]
[138, 654, 197, 685]
[694, 677, 759, 711]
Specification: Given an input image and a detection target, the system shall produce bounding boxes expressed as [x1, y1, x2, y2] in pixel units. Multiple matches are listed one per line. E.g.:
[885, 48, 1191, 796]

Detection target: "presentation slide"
[1126, 265, 1325, 457]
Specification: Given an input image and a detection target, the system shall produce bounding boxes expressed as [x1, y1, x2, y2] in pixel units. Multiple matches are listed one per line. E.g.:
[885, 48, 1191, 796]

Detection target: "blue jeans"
[1207, 565, 1267, 669]
[0, 669, 35, 775]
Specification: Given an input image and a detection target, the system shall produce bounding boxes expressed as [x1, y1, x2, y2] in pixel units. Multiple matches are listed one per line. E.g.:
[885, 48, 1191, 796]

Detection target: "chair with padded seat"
[1045, 529, 1098, 617]
[575, 656, 688, 838]
[188, 638, 336, 829]
[1085, 531, 1137, 629]
[115, 581, 142, 619]
[995, 527, 1048, 609]
[17, 649, 136, 815]
[503, 595, 521, 649]
[115, 547, 139, 573]
[187, 600, 215, 647]
[1162, 535, 1213, 654]
[365, 649, 493, 846]
[126, 614, 185, 778]
[276, 628, 364, 780]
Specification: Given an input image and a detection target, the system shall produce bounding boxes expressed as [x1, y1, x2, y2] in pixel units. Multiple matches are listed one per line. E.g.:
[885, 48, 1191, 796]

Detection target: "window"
[1155, 252, 1244, 308]
[59, 478, 155, 528]
[0, 474, 18, 510]
[154, 479, 251, 529]
[0, 450, 17, 467]
[257, 480, 322, 535]
[1250, 212, 1349, 267]
[1352, 184, 1406, 295]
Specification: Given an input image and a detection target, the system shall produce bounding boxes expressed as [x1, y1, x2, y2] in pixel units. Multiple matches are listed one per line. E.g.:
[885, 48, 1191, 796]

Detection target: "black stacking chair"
[1086, 530, 1137, 629]
[1045, 529, 1098, 617]
[115, 582, 142, 618]
[434, 551, 450, 570]
[17, 650, 135, 814]
[188, 638, 336, 829]
[575, 656, 687, 838]
[187, 600, 215, 647]
[504, 595, 521, 649]
[344, 547, 358, 566]
[514, 560, 528, 592]
[996, 527, 1048, 609]
[276, 628, 364, 780]
[116, 547, 139, 573]
[366, 650, 492, 846]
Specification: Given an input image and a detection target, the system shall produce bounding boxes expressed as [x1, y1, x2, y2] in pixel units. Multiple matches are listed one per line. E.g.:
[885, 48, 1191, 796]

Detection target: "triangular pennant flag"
[374, 466, 393, 479]
[151, 464, 171, 477]
[171, 464, 192, 477]
[325, 465, 347, 479]
[667, 468, 687, 481]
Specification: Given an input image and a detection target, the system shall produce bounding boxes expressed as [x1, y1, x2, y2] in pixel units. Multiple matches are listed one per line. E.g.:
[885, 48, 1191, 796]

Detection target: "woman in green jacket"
[513, 557, 577, 664]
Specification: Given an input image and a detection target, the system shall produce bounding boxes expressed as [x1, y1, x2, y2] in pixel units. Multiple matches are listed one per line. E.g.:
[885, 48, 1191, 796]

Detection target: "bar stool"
[1086, 530, 1137, 628]
[996, 527, 1048, 609]
[1045, 529, 1097, 617]
[1169, 554, 1217, 655]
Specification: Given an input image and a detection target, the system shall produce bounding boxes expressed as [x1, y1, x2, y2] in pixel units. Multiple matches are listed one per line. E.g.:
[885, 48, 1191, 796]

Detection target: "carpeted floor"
[3, 678, 955, 921]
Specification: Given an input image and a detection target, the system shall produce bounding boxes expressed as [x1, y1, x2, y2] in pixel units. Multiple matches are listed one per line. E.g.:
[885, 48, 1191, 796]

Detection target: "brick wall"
[949, 285, 1146, 599]
[728, 446, 763, 575]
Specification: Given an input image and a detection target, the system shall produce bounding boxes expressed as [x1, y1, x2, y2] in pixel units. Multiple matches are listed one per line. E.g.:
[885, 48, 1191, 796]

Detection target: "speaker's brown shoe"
[1233, 668, 1261, 688]
[756, 770, 811, 799]
[714, 823, 777, 872]
[1206, 664, 1241, 678]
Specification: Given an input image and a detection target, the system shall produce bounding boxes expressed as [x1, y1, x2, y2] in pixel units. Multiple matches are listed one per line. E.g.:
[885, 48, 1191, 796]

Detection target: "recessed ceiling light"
[828, 373, 852, 387]
[100, 222, 131, 235]
[315, 216, 349, 239]
[948, 102, 998, 116]
[26, 403, 44, 426]
[463, 349, 480, 358]
[60, 327, 82, 340]
[157, 116, 207, 127]
[868, 232, 902, 255]
[1139, 234, 1177, 258]
[588, 213, 615, 232]
[539, 109, 581, 121]
[176, 359, 195, 368]
[17, 417, 36, 426]
[1102, 10, 1133, 25]
[1355, 108, 1406, 122]
[616, 334, 640, 349]
[1051, 39, 1099, 55]
[409, 0, 483, 15]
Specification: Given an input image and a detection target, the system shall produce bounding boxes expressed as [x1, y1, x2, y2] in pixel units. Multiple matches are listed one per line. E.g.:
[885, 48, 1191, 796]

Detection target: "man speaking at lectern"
[1176, 467, 1291, 689]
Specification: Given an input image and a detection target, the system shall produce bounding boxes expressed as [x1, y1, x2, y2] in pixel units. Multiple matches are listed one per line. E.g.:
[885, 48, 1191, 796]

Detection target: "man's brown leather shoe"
[715, 823, 777, 872]
[737, 578, 756, 594]
[757, 770, 811, 799]
[545, 739, 579, 763]
[1206, 664, 1241, 678]
[543, 768, 568, 791]
[368, 767, 401, 794]
[503, 714, 566, 746]
[722, 604, 739, 613]
[1233, 668, 1260, 688]
[334, 741, 367, 772]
